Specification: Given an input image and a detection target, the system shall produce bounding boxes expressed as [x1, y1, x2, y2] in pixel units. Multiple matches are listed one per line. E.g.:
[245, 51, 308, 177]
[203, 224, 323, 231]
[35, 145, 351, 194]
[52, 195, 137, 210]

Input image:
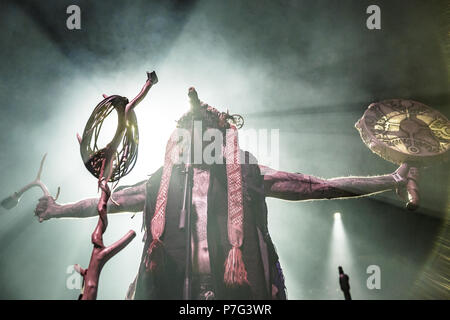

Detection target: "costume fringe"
[144, 239, 165, 272]
[224, 246, 249, 287]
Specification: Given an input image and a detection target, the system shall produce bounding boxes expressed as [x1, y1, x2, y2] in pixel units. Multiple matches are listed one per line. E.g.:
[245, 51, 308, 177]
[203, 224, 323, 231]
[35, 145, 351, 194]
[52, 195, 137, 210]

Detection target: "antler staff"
[1, 153, 60, 213]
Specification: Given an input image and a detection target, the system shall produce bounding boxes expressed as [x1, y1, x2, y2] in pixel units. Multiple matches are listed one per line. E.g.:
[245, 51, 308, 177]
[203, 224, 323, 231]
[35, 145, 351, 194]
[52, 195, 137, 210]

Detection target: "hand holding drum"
[355, 99, 449, 210]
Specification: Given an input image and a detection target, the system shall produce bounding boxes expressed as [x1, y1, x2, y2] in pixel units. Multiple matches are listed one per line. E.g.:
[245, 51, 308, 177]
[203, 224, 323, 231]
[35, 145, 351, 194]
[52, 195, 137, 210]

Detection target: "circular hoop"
[80, 95, 139, 182]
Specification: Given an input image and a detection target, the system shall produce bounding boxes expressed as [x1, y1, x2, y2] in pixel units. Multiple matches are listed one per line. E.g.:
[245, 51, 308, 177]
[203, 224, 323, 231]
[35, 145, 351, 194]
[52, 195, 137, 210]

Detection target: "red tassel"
[224, 246, 249, 287]
[144, 239, 165, 272]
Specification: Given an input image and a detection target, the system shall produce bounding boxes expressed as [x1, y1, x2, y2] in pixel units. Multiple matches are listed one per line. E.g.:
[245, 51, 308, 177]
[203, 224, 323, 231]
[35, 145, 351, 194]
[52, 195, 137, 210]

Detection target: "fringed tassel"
[224, 246, 249, 287]
[144, 239, 165, 272]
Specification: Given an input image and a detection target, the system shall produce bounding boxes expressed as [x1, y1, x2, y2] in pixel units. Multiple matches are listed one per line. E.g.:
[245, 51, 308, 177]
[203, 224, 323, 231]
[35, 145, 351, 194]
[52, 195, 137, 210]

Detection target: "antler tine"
[34, 153, 60, 199]
[36, 153, 47, 180]
[55, 187, 61, 201]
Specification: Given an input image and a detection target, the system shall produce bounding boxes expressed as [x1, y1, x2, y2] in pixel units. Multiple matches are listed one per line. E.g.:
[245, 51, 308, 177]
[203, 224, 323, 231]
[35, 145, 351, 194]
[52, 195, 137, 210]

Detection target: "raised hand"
[34, 195, 61, 222]
[392, 163, 410, 202]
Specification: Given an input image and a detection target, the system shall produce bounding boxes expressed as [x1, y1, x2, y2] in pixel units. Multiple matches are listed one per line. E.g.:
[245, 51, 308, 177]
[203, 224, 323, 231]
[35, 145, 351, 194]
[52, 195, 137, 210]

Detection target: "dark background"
[0, 0, 448, 299]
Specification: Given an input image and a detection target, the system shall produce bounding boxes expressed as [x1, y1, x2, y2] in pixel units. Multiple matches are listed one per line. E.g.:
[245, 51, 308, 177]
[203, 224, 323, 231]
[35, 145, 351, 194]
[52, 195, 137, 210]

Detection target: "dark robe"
[129, 152, 287, 300]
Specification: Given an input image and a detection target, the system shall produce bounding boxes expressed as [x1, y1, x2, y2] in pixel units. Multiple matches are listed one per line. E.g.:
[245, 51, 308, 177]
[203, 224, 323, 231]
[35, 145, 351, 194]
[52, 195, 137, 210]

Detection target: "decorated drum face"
[355, 99, 450, 165]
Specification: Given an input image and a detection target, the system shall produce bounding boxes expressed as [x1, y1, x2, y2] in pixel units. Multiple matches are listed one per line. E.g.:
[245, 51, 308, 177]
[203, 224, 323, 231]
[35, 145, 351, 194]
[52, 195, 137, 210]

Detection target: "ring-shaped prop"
[79, 95, 139, 183]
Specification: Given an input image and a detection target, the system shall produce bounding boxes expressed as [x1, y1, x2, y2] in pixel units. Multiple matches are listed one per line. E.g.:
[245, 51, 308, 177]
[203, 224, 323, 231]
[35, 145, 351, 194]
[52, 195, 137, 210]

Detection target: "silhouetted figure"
[338, 266, 352, 300]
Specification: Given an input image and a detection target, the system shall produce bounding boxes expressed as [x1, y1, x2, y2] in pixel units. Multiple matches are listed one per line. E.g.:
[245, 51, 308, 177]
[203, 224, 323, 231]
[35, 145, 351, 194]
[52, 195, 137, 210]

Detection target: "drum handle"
[406, 166, 419, 211]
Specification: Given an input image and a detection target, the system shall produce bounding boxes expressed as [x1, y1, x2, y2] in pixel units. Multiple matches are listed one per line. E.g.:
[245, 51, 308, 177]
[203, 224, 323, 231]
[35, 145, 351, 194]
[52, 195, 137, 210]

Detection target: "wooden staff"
[76, 71, 158, 300]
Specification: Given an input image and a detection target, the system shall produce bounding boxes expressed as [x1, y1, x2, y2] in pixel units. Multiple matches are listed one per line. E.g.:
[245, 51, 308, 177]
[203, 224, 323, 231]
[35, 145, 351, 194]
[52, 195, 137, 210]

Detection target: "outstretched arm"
[261, 164, 408, 201]
[35, 181, 147, 221]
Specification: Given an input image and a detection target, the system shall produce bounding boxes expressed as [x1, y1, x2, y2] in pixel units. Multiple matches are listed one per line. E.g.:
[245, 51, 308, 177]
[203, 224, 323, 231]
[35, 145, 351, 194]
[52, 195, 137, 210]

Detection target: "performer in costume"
[34, 89, 412, 300]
